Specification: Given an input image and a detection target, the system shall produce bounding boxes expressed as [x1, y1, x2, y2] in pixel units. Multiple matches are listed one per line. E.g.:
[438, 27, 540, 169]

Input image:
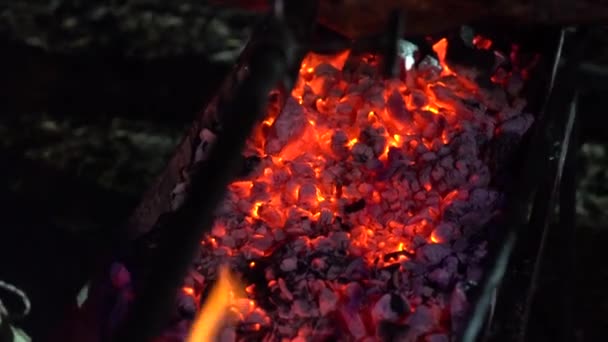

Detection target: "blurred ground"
[0, 1, 606, 341]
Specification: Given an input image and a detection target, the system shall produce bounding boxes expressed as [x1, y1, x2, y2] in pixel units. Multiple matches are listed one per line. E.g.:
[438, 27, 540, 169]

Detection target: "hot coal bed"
[92, 25, 559, 342]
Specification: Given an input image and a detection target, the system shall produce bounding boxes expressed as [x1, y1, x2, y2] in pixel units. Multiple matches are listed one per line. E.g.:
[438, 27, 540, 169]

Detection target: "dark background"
[0, 1, 606, 341]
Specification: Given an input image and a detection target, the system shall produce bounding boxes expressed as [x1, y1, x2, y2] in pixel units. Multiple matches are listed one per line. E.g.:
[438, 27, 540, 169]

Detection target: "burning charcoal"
[345, 258, 370, 280]
[220, 236, 236, 248]
[212, 224, 226, 238]
[176, 292, 197, 319]
[292, 300, 314, 318]
[359, 126, 388, 156]
[426, 333, 449, 342]
[336, 102, 354, 117]
[309, 77, 335, 98]
[387, 89, 412, 123]
[468, 167, 491, 188]
[311, 257, 328, 273]
[280, 257, 298, 272]
[439, 155, 454, 169]
[444, 169, 466, 188]
[431, 222, 457, 243]
[314, 63, 340, 77]
[231, 228, 248, 241]
[416, 244, 451, 266]
[420, 151, 438, 162]
[331, 130, 350, 158]
[431, 166, 445, 182]
[427, 268, 452, 290]
[290, 161, 315, 179]
[318, 208, 333, 225]
[298, 183, 318, 207]
[344, 282, 364, 310]
[372, 293, 410, 323]
[409, 89, 428, 108]
[318, 288, 338, 315]
[258, 205, 285, 229]
[266, 98, 307, 154]
[404, 305, 441, 340]
[339, 307, 368, 339]
[327, 265, 342, 280]
[185, 270, 205, 289]
[352, 142, 374, 162]
[450, 283, 469, 333]
[498, 113, 534, 136]
[422, 123, 439, 140]
[278, 278, 294, 302]
[219, 326, 237, 342]
[251, 234, 274, 252]
[345, 199, 366, 213]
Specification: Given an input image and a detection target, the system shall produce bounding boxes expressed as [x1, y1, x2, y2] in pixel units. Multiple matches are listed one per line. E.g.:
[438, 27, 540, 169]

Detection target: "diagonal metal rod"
[112, 19, 295, 342]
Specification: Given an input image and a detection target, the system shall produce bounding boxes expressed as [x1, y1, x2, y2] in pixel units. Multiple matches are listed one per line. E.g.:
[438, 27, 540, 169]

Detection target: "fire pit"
[58, 7, 577, 342]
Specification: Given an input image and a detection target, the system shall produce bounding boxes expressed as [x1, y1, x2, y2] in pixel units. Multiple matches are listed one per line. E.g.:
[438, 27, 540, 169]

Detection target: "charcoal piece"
[426, 333, 449, 342]
[390, 293, 410, 316]
[450, 283, 469, 333]
[404, 305, 440, 340]
[237, 155, 262, 179]
[377, 321, 409, 342]
[331, 130, 350, 158]
[344, 198, 366, 213]
[318, 288, 338, 315]
[344, 258, 370, 280]
[176, 294, 196, 319]
[383, 250, 414, 263]
[352, 142, 374, 162]
[373, 294, 401, 323]
[416, 244, 451, 266]
[498, 113, 534, 136]
[387, 89, 412, 123]
[427, 268, 452, 290]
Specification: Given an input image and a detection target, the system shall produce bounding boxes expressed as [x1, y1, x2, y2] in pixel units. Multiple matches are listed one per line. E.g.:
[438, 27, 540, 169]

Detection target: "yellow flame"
[186, 266, 241, 342]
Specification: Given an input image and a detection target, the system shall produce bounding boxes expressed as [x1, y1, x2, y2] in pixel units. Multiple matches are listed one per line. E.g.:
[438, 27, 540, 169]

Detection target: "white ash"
[158, 44, 535, 341]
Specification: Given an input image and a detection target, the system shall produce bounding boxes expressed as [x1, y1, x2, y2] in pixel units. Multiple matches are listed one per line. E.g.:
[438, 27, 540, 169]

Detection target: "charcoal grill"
[53, 3, 594, 342]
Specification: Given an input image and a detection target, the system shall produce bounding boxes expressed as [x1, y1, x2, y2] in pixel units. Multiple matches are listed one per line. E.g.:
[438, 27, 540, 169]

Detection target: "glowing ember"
[176, 36, 535, 341]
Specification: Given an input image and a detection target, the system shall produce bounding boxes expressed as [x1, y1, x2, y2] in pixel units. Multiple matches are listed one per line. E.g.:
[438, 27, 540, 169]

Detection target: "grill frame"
[55, 14, 579, 342]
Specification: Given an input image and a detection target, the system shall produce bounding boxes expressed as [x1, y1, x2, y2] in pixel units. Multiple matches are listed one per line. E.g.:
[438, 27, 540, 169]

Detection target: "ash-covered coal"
[159, 35, 535, 342]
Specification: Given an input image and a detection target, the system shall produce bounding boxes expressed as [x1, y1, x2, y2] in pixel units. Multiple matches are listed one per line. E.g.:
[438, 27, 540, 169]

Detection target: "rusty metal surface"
[213, 0, 608, 38]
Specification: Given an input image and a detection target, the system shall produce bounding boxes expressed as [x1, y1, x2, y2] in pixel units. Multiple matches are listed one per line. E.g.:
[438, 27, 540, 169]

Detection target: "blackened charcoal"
[344, 199, 366, 213]
[390, 294, 410, 316]
[446, 36, 496, 77]
[387, 89, 412, 123]
[237, 155, 262, 178]
[378, 321, 409, 341]
[177, 295, 197, 319]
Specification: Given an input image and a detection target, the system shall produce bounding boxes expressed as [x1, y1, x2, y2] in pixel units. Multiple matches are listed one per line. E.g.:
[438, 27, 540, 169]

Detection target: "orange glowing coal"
[186, 266, 241, 342]
[189, 33, 525, 340]
[237, 38, 472, 266]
